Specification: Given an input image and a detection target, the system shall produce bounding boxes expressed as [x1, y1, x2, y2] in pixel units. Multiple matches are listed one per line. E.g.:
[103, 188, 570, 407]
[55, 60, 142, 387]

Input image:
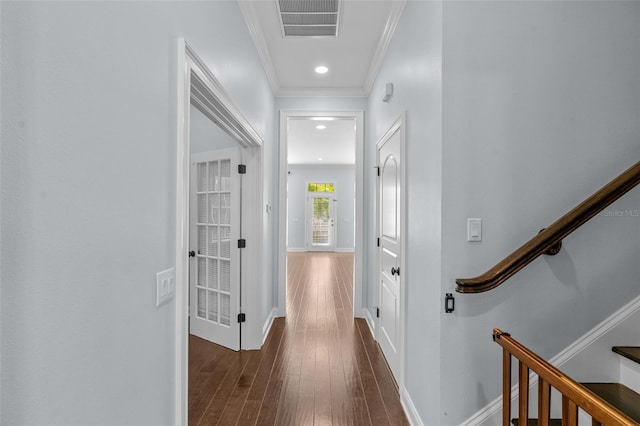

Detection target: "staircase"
[455, 159, 640, 425]
[508, 342, 640, 425]
[493, 328, 640, 426]
[580, 346, 640, 424]
[582, 381, 640, 424]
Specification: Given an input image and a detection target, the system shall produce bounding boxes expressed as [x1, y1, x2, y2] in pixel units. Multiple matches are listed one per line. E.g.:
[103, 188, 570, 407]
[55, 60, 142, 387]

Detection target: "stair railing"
[493, 328, 638, 426]
[456, 160, 640, 293]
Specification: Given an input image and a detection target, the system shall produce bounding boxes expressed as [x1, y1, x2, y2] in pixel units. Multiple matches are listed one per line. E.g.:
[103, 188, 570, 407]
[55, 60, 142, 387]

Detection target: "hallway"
[189, 252, 409, 425]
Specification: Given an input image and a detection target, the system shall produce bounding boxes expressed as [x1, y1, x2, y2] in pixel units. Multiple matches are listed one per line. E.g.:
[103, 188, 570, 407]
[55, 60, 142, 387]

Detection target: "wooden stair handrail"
[493, 328, 639, 426]
[456, 160, 640, 293]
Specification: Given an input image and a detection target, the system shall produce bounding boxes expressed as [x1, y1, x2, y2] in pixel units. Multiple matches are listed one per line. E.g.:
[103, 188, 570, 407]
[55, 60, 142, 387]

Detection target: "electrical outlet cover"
[156, 267, 175, 307]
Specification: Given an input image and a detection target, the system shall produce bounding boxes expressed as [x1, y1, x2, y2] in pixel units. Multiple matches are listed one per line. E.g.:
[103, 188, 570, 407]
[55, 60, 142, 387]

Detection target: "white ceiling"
[238, 0, 406, 97]
[287, 117, 356, 165]
[238, 1, 404, 165]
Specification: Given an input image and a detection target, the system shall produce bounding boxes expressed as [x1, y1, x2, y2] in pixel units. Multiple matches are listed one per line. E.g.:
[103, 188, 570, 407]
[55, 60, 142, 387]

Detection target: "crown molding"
[238, 0, 404, 98]
[363, 0, 406, 94]
[237, 0, 281, 95]
[276, 86, 368, 98]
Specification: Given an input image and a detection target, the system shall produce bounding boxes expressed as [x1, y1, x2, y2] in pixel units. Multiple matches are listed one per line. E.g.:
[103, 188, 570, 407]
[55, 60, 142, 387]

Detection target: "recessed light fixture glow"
[309, 117, 336, 121]
[315, 66, 329, 74]
[316, 124, 326, 130]
[317, 157, 323, 161]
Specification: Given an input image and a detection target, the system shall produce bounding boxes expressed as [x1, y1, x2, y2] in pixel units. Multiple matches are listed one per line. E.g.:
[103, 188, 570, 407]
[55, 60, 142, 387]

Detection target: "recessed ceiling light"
[315, 66, 329, 74]
[317, 157, 323, 161]
[316, 124, 326, 130]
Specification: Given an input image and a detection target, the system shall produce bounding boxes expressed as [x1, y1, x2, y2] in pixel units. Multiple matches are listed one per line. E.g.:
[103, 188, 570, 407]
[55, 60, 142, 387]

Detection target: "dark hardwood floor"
[189, 251, 409, 425]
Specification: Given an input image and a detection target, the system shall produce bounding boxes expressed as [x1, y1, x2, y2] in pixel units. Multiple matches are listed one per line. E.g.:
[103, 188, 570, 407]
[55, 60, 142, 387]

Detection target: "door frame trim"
[277, 110, 364, 317]
[374, 112, 406, 388]
[175, 38, 263, 426]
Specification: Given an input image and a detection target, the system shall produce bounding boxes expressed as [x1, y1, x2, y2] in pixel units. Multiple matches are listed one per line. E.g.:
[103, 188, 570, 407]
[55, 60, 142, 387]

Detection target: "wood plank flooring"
[189, 251, 409, 426]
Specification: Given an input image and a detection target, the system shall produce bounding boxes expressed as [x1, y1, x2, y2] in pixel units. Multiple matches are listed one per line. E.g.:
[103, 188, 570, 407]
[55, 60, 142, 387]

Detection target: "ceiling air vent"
[277, 0, 341, 37]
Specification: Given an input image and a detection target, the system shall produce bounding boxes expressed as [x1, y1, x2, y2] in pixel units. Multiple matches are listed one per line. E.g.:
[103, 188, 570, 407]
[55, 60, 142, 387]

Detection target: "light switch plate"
[467, 218, 482, 242]
[156, 267, 175, 307]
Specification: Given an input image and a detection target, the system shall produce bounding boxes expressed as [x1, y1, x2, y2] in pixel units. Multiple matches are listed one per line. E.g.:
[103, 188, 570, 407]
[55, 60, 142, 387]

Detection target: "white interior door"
[189, 148, 241, 351]
[377, 121, 403, 381]
[307, 194, 336, 251]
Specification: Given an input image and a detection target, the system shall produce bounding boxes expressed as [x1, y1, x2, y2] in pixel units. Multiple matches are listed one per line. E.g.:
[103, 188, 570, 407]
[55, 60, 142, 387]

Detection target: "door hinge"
[375, 166, 380, 177]
[237, 313, 246, 323]
[238, 239, 246, 248]
[377, 237, 380, 247]
[376, 307, 380, 318]
[238, 164, 247, 174]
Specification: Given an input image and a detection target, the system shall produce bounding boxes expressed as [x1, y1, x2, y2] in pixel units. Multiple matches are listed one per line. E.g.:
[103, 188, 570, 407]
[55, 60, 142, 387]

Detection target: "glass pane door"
[311, 196, 331, 246]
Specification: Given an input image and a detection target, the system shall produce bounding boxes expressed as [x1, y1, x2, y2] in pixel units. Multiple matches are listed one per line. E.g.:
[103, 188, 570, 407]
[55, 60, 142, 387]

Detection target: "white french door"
[377, 118, 404, 382]
[189, 148, 241, 351]
[306, 195, 336, 251]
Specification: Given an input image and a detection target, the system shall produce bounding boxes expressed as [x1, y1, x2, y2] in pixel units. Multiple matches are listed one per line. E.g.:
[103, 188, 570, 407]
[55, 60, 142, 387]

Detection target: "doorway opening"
[277, 110, 364, 319]
[175, 39, 263, 425]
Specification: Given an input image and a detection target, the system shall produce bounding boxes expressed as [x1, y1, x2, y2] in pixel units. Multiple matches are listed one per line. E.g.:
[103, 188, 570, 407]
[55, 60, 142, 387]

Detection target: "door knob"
[188, 250, 195, 258]
[391, 267, 400, 276]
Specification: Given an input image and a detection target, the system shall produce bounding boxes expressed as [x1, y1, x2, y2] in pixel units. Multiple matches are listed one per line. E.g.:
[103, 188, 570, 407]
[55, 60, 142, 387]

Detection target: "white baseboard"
[458, 396, 502, 426]
[400, 385, 424, 426]
[287, 248, 306, 252]
[261, 307, 277, 345]
[363, 308, 376, 338]
[460, 293, 640, 426]
[334, 248, 355, 253]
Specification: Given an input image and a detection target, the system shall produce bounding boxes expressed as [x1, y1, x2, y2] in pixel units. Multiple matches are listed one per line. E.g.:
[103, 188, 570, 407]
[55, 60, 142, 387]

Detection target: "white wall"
[0, 2, 276, 424]
[365, 1, 640, 425]
[287, 165, 355, 251]
[441, 1, 640, 424]
[366, 1, 444, 424]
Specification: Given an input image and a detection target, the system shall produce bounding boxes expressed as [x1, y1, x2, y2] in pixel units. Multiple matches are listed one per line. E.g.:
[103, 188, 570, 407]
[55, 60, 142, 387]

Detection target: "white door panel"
[381, 248, 397, 279]
[377, 119, 403, 383]
[189, 148, 241, 351]
[380, 280, 398, 352]
[382, 156, 399, 239]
